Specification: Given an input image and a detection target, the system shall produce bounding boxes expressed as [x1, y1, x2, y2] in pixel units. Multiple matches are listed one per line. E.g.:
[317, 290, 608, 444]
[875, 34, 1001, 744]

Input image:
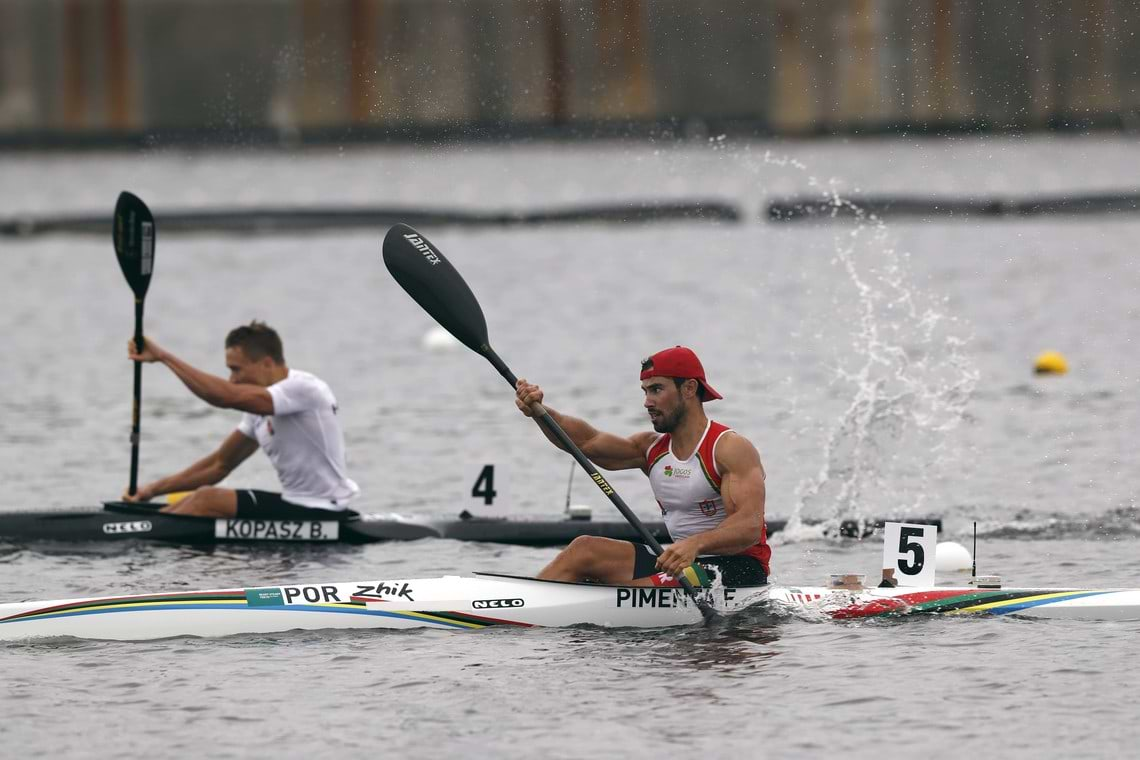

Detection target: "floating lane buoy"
[1034, 350, 1068, 375]
[422, 325, 460, 351]
[935, 541, 973, 573]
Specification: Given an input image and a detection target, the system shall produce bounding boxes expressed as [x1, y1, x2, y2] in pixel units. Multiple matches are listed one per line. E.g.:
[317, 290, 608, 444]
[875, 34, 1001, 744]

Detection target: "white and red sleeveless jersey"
[645, 420, 770, 573]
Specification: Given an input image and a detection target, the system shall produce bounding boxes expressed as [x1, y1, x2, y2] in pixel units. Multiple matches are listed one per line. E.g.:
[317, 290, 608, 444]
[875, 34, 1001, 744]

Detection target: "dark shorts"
[234, 490, 351, 520]
[631, 542, 768, 587]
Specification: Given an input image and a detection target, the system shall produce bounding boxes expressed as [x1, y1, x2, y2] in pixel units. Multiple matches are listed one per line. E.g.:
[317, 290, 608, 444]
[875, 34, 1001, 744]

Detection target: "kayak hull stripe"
[826, 589, 1118, 619]
[951, 591, 1114, 615]
[0, 597, 529, 630]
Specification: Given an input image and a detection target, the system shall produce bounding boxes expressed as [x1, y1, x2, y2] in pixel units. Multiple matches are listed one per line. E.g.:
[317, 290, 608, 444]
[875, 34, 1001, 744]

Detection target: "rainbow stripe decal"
[0, 590, 249, 624]
[831, 589, 1115, 619]
[0, 590, 530, 631]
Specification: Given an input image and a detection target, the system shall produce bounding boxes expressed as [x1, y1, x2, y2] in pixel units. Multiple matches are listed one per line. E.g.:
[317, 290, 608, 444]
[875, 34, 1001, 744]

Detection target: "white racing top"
[237, 369, 359, 510]
[645, 419, 730, 541]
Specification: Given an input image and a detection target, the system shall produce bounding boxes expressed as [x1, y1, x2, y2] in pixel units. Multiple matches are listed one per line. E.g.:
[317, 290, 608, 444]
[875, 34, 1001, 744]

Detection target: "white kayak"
[0, 573, 768, 641]
[3, 572, 1140, 642]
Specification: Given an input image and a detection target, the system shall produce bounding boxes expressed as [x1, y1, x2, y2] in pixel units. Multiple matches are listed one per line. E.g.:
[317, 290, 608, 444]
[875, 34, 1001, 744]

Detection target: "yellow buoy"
[1034, 350, 1068, 375]
[166, 491, 190, 505]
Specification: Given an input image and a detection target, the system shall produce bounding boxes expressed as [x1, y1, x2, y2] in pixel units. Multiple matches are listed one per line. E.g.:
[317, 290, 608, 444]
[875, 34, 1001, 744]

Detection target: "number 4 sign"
[468, 463, 499, 507]
[882, 522, 938, 587]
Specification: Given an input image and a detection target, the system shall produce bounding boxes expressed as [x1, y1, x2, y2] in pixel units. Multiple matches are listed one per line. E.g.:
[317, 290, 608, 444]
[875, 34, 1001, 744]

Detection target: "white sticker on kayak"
[882, 522, 937, 587]
[103, 520, 153, 534]
[215, 520, 339, 541]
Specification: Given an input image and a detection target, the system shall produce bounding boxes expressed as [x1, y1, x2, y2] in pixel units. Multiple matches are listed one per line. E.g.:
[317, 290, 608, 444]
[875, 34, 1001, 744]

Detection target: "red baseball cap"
[639, 346, 723, 401]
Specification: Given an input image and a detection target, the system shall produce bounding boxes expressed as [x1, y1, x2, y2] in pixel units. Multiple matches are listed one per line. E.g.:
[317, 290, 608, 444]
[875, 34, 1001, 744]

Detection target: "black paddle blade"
[113, 191, 155, 299]
[383, 223, 490, 353]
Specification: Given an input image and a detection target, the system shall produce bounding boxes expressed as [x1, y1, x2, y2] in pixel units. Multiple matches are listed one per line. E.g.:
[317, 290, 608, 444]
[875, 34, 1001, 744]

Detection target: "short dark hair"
[225, 321, 284, 364]
[640, 358, 706, 401]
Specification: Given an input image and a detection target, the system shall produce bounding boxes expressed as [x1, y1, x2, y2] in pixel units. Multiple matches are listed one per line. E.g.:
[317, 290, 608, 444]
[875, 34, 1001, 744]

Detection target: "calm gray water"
[2, 136, 1139, 758]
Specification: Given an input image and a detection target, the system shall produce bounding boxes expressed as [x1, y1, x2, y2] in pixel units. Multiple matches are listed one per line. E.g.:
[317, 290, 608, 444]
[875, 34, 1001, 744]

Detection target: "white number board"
[882, 522, 938, 587]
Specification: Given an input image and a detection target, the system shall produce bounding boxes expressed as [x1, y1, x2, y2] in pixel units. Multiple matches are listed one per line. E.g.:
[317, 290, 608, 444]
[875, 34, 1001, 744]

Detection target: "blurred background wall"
[2, 0, 1138, 145]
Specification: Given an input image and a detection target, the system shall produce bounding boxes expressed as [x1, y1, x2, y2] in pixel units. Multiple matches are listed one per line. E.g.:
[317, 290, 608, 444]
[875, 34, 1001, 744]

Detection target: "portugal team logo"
[698, 499, 717, 517]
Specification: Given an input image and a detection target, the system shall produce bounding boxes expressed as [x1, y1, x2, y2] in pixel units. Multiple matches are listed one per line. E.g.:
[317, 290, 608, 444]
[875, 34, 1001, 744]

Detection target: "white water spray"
[763, 156, 980, 536]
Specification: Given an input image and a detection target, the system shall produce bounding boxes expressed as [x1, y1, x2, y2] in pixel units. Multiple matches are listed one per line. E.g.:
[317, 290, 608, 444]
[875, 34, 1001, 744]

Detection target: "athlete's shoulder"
[635, 431, 664, 455]
[266, 369, 337, 417]
[281, 368, 320, 384]
[711, 427, 762, 467]
[707, 420, 734, 438]
[278, 369, 333, 394]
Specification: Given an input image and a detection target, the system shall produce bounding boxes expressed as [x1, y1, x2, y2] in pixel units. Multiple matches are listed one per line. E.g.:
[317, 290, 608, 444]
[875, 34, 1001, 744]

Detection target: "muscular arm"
[655, 433, 766, 575]
[157, 351, 275, 415]
[130, 338, 274, 415]
[515, 379, 654, 471]
[126, 431, 259, 501]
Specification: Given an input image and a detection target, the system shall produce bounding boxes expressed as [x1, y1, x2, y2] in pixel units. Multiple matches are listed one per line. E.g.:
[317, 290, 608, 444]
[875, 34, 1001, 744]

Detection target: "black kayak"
[0, 502, 942, 547]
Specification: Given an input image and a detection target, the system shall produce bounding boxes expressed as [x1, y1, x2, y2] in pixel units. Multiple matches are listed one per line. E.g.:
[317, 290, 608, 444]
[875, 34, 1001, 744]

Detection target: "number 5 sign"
[882, 522, 938, 587]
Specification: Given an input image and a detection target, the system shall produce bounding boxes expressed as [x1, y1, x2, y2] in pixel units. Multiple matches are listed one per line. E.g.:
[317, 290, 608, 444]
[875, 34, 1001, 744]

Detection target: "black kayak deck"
[0, 502, 941, 547]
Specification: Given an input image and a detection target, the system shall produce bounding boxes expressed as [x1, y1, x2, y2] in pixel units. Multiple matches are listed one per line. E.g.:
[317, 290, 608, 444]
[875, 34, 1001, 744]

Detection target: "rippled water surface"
[2, 136, 1139, 758]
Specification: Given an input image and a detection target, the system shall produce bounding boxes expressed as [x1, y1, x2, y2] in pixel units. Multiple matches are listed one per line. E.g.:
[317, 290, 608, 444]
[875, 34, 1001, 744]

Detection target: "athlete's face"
[226, 346, 276, 386]
[642, 376, 694, 433]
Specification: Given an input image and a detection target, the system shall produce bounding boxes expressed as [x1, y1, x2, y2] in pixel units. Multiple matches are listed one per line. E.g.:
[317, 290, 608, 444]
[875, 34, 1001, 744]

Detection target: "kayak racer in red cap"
[515, 346, 770, 588]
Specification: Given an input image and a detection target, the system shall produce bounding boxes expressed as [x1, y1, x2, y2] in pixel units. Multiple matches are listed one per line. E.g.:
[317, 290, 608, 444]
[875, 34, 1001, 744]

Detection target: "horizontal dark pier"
[0, 201, 740, 237]
[768, 192, 1140, 222]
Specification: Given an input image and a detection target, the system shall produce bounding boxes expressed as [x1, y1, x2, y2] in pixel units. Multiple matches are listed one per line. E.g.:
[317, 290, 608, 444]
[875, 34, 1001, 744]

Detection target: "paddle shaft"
[480, 346, 712, 615]
[128, 299, 145, 496]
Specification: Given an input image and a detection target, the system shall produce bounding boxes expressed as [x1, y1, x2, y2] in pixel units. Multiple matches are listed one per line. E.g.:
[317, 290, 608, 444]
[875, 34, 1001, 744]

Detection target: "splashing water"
[764, 156, 980, 535]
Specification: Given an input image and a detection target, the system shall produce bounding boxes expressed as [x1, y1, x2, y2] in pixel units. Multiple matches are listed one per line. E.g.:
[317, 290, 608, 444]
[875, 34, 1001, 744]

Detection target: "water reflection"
[0, 538, 378, 600]
[112, 542, 373, 588]
[562, 605, 784, 674]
